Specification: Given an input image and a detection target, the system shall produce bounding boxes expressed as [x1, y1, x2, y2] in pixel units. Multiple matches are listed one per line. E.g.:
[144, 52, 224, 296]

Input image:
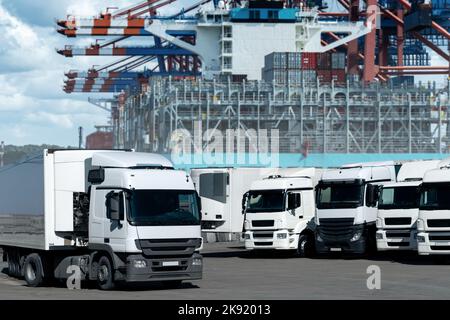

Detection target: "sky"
[0, 0, 190, 146]
[0, 0, 447, 146]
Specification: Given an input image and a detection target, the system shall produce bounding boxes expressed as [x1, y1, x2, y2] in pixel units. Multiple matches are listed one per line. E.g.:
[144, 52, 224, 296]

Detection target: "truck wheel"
[162, 280, 182, 289]
[23, 254, 44, 287]
[297, 234, 315, 258]
[97, 256, 115, 290]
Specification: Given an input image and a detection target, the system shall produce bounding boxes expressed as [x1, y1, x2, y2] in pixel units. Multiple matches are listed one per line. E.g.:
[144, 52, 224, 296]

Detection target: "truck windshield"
[316, 183, 364, 209]
[420, 184, 450, 210]
[378, 186, 419, 209]
[247, 190, 285, 213]
[128, 190, 200, 226]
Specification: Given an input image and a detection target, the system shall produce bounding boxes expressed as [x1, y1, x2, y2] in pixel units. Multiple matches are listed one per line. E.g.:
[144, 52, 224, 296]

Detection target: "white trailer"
[417, 159, 450, 255]
[190, 167, 308, 235]
[315, 161, 399, 254]
[0, 149, 203, 289]
[243, 168, 321, 256]
[376, 160, 440, 251]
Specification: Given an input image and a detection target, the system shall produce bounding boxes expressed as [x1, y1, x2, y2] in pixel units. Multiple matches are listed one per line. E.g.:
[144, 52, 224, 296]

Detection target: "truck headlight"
[350, 231, 363, 242]
[133, 259, 147, 268]
[192, 258, 202, 266]
[376, 232, 383, 240]
[376, 218, 382, 228]
[277, 233, 287, 239]
[244, 220, 250, 230]
[244, 233, 251, 240]
[417, 218, 425, 230]
[417, 235, 426, 243]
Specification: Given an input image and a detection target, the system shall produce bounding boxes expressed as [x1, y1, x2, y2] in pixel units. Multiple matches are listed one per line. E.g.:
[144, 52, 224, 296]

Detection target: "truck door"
[286, 190, 303, 224]
[103, 190, 127, 252]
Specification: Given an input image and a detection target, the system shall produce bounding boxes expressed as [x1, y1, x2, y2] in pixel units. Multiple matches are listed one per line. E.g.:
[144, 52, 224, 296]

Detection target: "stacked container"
[262, 52, 317, 85]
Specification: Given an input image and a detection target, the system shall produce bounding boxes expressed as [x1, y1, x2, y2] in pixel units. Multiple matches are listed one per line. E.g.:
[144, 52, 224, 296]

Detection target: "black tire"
[297, 234, 315, 258]
[8, 252, 21, 278]
[162, 280, 182, 289]
[97, 256, 115, 290]
[23, 253, 44, 287]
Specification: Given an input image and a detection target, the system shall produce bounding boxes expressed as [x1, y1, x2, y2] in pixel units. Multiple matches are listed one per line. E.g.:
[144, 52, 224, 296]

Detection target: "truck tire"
[23, 253, 44, 287]
[97, 256, 115, 290]
[7, 252, 20, 278]
[297, 234, 315, 258]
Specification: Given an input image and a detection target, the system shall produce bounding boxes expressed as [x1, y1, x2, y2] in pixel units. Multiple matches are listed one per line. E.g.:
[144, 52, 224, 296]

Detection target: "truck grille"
[254, 242, 273, 246]
[136, 238, 201, 258]
[252, 220, 274, 227]
[319, 218, 355, 237]
[385, 218, 412, 225]
[387, 242, 410, 247]
[253, 232, 274, 239]
[386, 231, 411, 238]
[427, 219, 450, 228]
[431, 246, 450, 250]
[429, 235, 450, 241]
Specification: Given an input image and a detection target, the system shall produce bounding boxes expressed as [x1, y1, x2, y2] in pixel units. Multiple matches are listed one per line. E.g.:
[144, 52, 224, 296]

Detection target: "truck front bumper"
[315, 225, 366, 254]
[116, 253, 203, 282]
[244, 230, 299, 250]
[376, 229, 417, 251]
[417, 232, 450, 255]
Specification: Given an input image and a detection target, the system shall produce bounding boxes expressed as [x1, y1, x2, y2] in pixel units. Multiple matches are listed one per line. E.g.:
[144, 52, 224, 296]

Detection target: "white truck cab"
[417, 160, 450, 255]
[243, 169, 318, 257]
[376, 160, 440, 251]
[315, 161, 399, 254]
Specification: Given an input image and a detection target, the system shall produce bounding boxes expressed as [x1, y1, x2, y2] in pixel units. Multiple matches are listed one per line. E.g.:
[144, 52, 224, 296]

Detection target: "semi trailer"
[242, 168, 321, 256]
[315, 161, 399, 254]
[190, 167, 308, 235]
[417, 160, 450, 255]
[376, 160, 440, 251]
[0, 149, 203, 289]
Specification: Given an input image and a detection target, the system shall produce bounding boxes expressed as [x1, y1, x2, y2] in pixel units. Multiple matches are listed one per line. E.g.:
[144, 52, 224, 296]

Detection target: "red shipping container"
[301, 52, 317, 70]
[317, 70, 332, 83]
[86, 131, 114, 150]
[331, 69, 346, 84]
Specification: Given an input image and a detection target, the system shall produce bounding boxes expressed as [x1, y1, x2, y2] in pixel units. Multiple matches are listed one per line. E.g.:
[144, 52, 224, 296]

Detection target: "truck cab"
[376, 160, 440, 251]
[417, 161, 450, 255]
[243, 172, 317, 257]
[315, 161, 398, 254]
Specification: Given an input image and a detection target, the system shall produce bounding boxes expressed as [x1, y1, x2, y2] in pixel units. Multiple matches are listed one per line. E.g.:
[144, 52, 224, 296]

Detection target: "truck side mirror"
[106, 191, 124, 221]
[88, 168, 105, 184]
[242, 191, 249, 214]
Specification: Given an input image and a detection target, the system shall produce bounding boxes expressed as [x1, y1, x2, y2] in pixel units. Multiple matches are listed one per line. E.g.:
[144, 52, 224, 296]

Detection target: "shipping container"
[86, 131, 114, 149]
[287, 52, 302, 69]
[301, 52, 317, 70]
[317, 52, 332, 70]
[317, 70, 332, 83]
[331, 52, 346, 70]
[264, 52, 287, 70]
[331, 69, 346, 84]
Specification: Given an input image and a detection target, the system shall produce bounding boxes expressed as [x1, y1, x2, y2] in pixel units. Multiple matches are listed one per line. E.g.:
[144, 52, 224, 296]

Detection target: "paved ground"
[1, 242, 450, 299]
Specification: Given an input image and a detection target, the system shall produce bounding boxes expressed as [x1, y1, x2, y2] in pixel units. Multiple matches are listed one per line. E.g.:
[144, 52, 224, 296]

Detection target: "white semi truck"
[376, 160, 440, 251]
[190, 167, 308, 234]
[417, 160, 450, 255]
[242, 168, 321, 257]
[315, 161, 399, 254]
[0, 149, 203, 289]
